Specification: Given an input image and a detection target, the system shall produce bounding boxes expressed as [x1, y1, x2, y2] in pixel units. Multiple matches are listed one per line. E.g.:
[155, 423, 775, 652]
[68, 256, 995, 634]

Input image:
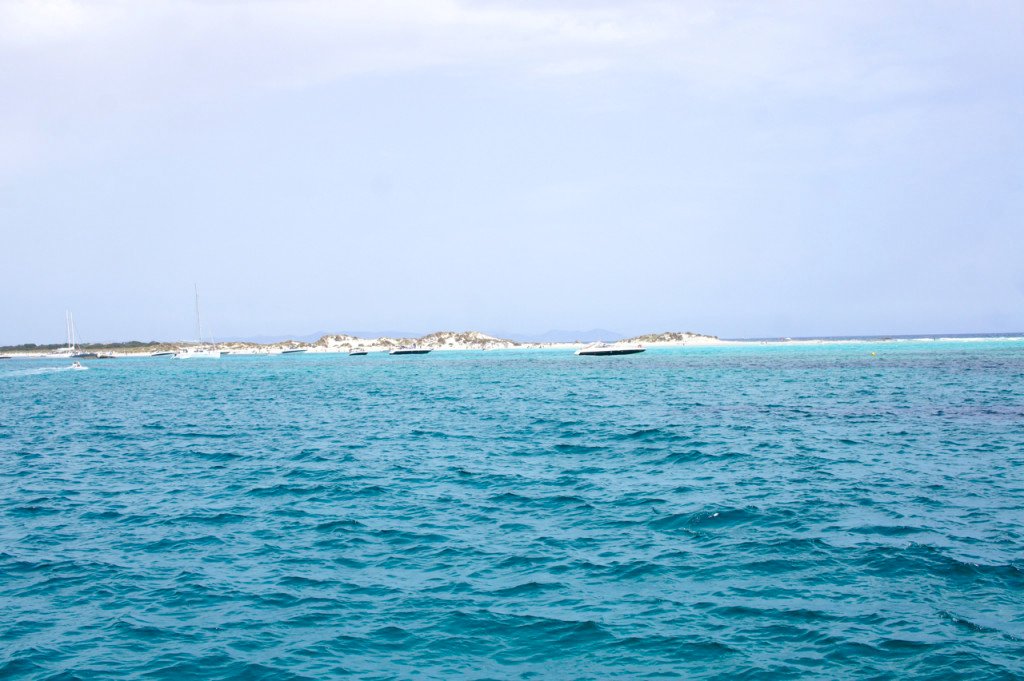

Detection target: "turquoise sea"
[2, 341, 1023, 679]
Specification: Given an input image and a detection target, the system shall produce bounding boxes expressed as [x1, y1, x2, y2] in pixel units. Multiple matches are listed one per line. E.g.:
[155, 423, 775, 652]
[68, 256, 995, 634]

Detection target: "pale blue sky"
[1, 1, 1022, 344]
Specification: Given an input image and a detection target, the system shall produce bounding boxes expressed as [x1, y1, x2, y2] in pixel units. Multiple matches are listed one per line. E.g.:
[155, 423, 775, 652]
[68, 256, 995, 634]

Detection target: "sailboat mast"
[194, 284, 203, 344]
[65, 310, 72, 350]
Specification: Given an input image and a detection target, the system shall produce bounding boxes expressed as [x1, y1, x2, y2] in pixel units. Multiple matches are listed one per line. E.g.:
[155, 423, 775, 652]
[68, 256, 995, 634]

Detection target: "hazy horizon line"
[4, 328, 1023, 349]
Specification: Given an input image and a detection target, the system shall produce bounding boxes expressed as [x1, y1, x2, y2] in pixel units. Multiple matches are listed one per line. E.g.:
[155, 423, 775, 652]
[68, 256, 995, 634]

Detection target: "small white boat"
[151, 351, 175, 358]
[575, 342, 646, 356]
[348, 348, 368, 356]
[70, 361, 87, 370]
[281, 348, 308, 354]
[0, 354, 12, 360]
[389, 346, 432, 355]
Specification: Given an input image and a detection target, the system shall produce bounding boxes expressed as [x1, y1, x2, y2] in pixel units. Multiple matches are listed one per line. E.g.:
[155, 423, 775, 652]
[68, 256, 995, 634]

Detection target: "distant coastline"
[0, 330, 722, 357]
[2, 330, 1022, 358]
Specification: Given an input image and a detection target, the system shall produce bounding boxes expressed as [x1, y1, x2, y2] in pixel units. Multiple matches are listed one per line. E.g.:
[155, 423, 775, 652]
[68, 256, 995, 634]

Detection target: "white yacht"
[575, 342, 646, 356]
[174, 346, 221, 359]
[348, 348, 368, 356]
[175, 285, 221, 359]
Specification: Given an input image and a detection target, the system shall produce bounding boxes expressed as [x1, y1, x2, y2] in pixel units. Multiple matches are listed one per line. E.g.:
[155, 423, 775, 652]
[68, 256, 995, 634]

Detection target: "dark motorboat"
[389, 347, 432, 355]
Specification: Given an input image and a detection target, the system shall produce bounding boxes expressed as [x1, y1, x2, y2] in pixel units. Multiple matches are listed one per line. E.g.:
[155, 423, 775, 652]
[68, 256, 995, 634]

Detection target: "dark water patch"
[246, 483, 330, 497]
[859, 544, 1024, 588]
[848, 524, 927, 537]
[712, 604, 844, 625]
[277, 574, 337, 588]
[109, 615, 203, 643]
[551, 442, 605, 455]
[0, 618, 52, 641]
[609, 633, 739, 661]
[488, 580, 563, 597]
[143, 534, 227, 552]
[142, 654, 315, 681]
[166, 430, 240, 439]
[613, 493, 669, 508]
[314, 518, 367, 532]
[442, 609, 613, 654]
[485, 554, 554, 573]
[656, 448, 722, 464]
[409, 428, 475, 440]
[939, 610, 1024, 641]
[347, 484, 388, 497]
[376, 529, 450, 546]
[174, 511, 250, 526]
[182, 448, 247, 462]
[600, 559, 670, 581]
[650, 507, 761, 532]
[7, 503, 62, 517]
[0, 657, 46, 678]
[79, 509, 123, 521]
[366, 624, 420, 652]
[617, 427, 690, 443]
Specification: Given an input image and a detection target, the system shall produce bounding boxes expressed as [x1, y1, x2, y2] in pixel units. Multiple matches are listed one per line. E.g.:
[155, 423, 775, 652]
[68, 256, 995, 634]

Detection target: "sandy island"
[3, 331, 1019, 359]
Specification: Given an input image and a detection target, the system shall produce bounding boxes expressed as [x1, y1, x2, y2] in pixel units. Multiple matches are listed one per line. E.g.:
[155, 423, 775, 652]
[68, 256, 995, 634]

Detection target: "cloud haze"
[1, 1, 1021, 342]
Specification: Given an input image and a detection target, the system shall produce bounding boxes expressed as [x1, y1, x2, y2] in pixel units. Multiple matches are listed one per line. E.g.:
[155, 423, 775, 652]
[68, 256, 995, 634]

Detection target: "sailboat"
[174, 285, 221, 359]
[70, 312, 101, 358]
[50, 311, 76, 357]
[50, 310, 97, 358]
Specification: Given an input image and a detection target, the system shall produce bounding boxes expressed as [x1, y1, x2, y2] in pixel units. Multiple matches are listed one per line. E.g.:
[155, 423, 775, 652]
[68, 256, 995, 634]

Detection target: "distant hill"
[227, 329, 624, 344]
[622, 331, 720, 343]
[225, 327, 428, 342]
[314, 330, 518, 351]
[223, 329, 425, 343]
[502, 329, 625, 343]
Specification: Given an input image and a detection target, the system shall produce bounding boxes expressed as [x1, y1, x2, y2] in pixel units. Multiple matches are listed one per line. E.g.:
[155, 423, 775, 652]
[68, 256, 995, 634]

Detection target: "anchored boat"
[175, 285, 221, 359]
[575, 342, 646, 356]
[52, 310, 86, 358]
[389, 346, 432, 355]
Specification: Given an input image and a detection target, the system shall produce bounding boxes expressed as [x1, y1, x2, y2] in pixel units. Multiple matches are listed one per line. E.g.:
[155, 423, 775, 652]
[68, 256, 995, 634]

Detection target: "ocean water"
[1, 341, 1023, 679]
